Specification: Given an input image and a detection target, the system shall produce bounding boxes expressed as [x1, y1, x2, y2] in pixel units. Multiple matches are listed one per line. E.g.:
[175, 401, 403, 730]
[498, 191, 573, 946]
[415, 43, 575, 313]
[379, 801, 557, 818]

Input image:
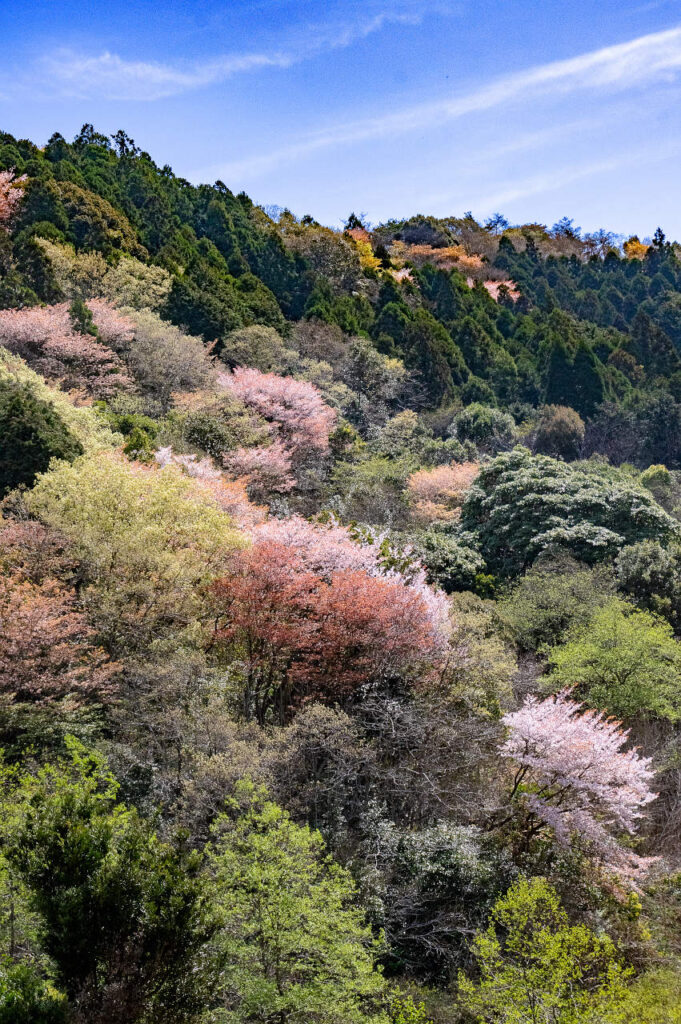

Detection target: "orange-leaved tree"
[209, 539, 444, 724]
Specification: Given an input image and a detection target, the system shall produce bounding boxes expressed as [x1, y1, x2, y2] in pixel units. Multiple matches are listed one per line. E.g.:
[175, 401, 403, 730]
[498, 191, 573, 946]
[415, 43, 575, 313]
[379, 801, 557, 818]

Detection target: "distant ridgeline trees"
[2, 126, 681, 463]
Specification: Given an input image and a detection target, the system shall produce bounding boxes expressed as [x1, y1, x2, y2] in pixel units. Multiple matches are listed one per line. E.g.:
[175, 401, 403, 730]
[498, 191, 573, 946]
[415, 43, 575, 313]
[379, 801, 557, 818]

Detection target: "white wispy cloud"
[418, 132, 681, 219]
[461, 157, 639, 213]
[197, 23, 681, 181]
[40, 50, 293, 101]
[477, 145, 681, 214]
[36, 0, 447, 101]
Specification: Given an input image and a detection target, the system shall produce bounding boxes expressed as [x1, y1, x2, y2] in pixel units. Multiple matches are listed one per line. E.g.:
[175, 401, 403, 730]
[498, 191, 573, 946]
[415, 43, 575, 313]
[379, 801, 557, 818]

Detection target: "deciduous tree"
[218, 366, 336, 459]
[26, 452, 243, 652]
[0, 305, 132, 398]
[407, 461, 479, 524]
[0, 171, 26, 227]
[499, 692, 656, 884]
[458, 877, 630, 1023]
[210, 540, 444, 724]
[0, 572, 113, 707]
[207, 785, 387, 1024]
[547, 598, 681, 722]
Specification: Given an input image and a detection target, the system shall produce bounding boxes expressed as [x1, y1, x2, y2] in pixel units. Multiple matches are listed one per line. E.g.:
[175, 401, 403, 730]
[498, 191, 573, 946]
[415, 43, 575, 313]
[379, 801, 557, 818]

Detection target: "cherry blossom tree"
[86, 298, 136, 349]
[0, 303, 132, 398]
[216, 368, 336, 499]
[253, 515, 383, 579]
[407, 461, 479, 524]
[154, 446, 266, 527]
[251, 515, 451, 649]
[223, 442, 295, 499]
[218, 367, 336, 460]
[500, 691, 657, 885]
[0, 571, 115, 706]
[0, 170, 26, 227]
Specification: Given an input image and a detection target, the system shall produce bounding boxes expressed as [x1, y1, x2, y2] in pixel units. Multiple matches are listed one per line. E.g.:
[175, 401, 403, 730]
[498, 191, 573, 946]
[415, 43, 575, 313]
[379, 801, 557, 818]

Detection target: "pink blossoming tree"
[218, 367, 336, 460]
[500, 691, 657, 885]
[0, 170, 26, 227]
[154, 446, 266, 527]
[0, 302, 133, 398]
[223, 442, 296, 500]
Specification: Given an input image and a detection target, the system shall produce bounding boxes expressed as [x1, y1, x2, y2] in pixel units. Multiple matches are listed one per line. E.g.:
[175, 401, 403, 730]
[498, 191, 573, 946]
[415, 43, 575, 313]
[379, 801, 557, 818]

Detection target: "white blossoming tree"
[499, 691, 657, 885]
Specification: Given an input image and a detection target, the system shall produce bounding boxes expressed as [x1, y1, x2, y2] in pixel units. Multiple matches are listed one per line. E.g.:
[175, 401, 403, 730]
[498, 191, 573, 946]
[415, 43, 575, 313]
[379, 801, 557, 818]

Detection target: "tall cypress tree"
[571, 340, 605, 418]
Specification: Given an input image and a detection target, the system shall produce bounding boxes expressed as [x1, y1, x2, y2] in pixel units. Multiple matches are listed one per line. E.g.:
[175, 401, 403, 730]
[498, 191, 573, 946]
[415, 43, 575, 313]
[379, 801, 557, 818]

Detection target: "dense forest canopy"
[2, 126, 681, 1022]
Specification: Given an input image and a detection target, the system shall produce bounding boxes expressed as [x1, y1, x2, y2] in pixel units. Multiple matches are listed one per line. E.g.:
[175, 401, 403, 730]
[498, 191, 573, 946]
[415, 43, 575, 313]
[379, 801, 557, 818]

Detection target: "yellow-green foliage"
[444, 593, 516, 716]
[0, 348, 122, 454]
[35, 238, 172, 310]
[458, 877, 631, 1023]
[547, 597, 681, 722]
[208, 783, 388, 1024]
[26, 451, 245, 649]
[618, 969, 681, 1023]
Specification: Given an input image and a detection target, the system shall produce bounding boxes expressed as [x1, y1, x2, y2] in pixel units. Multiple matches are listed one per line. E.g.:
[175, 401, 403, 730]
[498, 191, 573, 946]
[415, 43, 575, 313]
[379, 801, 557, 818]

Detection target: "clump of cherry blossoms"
[218, 367, 336, 496]
[501, 691, 657, 886]
[154, 446, 266, 528]
[0, 302, 133, 398]
[407, 461, 479, 524]
[0, 170, 26, 227]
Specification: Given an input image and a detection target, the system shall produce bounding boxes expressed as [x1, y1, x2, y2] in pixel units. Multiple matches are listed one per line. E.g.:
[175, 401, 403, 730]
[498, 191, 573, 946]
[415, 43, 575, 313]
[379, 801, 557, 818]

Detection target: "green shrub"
[497, 557, 614, 651]
[452, 403, 515, 451]
[0, 960, 67, 1024]
[0, 379, 83, 496]
[533, 404, 585, 461]
[413, 529, 485, 593]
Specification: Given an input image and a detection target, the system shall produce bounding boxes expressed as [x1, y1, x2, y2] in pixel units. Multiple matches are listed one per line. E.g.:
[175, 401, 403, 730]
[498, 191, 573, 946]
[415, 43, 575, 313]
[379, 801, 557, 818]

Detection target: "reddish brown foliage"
[0, 571, 115, 706]
[0, 519, 76, 584]
[210, 540, 441, 724]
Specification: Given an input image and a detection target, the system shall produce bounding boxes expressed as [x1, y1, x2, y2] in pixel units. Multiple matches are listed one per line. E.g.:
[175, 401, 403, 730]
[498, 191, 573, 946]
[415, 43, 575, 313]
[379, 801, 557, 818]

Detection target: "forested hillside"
[2, 125, 681, 1022]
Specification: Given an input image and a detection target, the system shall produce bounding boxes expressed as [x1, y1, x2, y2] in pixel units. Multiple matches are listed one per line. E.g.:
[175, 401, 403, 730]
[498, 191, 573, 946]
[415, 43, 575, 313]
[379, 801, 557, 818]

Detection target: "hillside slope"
[1, 127, 681, 1023]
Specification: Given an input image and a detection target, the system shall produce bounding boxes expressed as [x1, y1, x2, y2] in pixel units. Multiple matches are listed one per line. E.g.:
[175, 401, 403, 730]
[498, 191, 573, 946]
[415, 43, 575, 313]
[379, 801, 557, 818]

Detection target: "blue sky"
[3, 0, 681, 237]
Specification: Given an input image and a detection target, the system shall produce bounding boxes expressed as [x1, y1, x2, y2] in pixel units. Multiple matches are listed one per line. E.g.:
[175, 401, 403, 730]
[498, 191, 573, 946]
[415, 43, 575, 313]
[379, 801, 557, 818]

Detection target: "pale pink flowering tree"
[0, 303, 132, 398]
[155, 445, 220, 481]
[0, 170, 26, 227]
[407, 461, 479, 524]
[253, 515, 382, 578]
[224, 442, 296, 500]
[154, 446, 266, 527]
[500, 692, 657, 885]
[87, 298, 136, 350]
[217, 367, 336, 460]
